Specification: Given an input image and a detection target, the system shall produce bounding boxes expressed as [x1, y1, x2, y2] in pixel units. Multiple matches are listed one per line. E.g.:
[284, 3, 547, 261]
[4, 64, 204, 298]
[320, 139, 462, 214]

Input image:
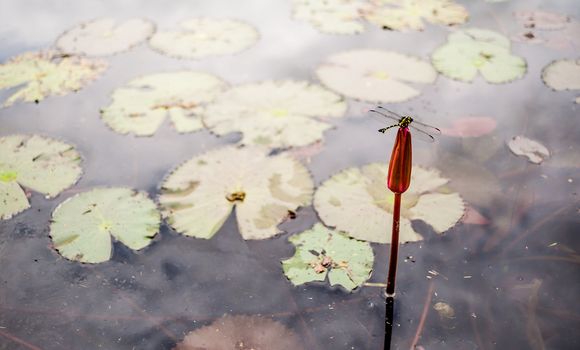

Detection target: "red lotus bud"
[387, 127, 412, 194]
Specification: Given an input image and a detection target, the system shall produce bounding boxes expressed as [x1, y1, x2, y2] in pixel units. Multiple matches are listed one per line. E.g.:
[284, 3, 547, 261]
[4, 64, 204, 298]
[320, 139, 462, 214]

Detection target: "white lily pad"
[364, 0, 468, 31]
[159, 146, 314, 240]
[292, 0, 370, 34]
[149, 18, 259, 59]
[507, 136, 550, 164]
[0, 135, 82, 220]
[0, 51, 107, 107]
[542, 59, 580, 103]
[281, 223, 374, 292]
[101, 71, 227, 136]
[56, 18, 155, 56]
[202, 80, 346, 148]
[50, 187, 160, 263]
[314, 164, 465, 244]
[432, 28, 527, 83]
[316, 49, 437, 103]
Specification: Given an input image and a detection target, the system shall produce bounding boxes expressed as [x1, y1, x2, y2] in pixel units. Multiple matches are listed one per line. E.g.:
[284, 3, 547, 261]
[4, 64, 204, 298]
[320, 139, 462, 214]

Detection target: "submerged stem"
[386, 193, 402, 296]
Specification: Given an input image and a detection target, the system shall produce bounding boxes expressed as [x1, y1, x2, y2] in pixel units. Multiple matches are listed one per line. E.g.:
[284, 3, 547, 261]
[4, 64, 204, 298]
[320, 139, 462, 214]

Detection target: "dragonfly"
[368, 106, 441, 142]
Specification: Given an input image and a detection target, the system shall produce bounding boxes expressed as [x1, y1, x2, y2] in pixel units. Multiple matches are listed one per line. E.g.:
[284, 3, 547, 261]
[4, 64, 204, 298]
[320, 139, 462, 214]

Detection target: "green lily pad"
[50, 187, 161, 263]
[0, 50, 107, 107]
[159, 146, 314, 240]
[314, 164, 464, 244]
[364, 0, 468, 32]
[432, 28, 527, 83]
[202, 80, 346, 148]
[56, 18, 155, 56]
[542, 59, 580, 104]
[0, 135, 82, 220]
[316, 49, 437, 103]
[281, 223, 374, 292]
[149, 18, 259, 59]
[101, 71, 227, 136]
[292, 0, 370, 34]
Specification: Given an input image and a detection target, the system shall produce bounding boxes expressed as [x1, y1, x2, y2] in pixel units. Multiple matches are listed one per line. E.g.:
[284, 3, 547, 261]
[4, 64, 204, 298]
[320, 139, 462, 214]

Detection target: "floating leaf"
[0, 135, 82, 220]
[174, 315, 304, 350]
[282, 223, 373, 292]
[50, 188, 160, 263]
[514, 10, 570, 31]
[101, 71, 227, 136]
[314, 164, 464, 243]
[364, 0, 468, 31]
[159, 146, 313, 240]
[149, 18, 258, 59]
[542, 59, 580, 103]
[433, 302, 455, 319]
[0, 51, 107, 107]
[316, 49, 436, 103]
[507, 136, 550, 164]
[202, 80, 346, 148]
[441, 116, 497, 138]
[292, 0, 370, 34]
[56, 18, 155, 56]
[511, 12, 580, 50]
[432, 28, 527, 83]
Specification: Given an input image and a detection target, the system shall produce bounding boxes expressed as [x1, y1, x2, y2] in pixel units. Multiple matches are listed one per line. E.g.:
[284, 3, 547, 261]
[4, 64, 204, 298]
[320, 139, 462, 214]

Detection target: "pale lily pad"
[432, 28, 527, 83]
[50, 188, 160, 263]
[159, 146, 313, 240]
[56, 18, 155, 56]
[507, 136, 550, 164]
[202, 80, 346, 148]
[0, 135, 82, 220]
[314, 164, 464, 244]
[0, 51, 107, 107]
[542, 59, 580, 103]
[316, 49, 437, 103]
[364, 0, 468, 31]
[101, 71, 227, 136]
[281, 223, 373, 292]
[149, 18, 259, 59]
[292, 0, 370, 34]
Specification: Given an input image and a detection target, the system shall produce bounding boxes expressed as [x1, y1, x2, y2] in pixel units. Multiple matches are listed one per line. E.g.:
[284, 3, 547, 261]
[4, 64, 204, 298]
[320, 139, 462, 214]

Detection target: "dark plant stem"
[384, 296, 395, 350]
[386, 193, 402, 296]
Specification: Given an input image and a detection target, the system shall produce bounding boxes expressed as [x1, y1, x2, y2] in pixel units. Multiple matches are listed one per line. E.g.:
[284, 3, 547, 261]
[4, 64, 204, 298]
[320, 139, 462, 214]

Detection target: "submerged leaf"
[56, 18, 155, 56]
[149, 18, 258, 59]
[514, 10, 570, 31]
[174, 315, 304, 350]
[0, 51, 107, 107]
[314, 164, 464, 243]
[50, 188, 160, 263]
[541, 59, 580, 103]
[101, 71, 226, 136]
[316, 49, 437, 103]
[440, 116, 497, 138]
[364, 0, 468, 31]
[292, 0, 370, 34]
[282, 223, 374, 292]
[507, 136, 550, 164]
[432, 28, 526, 83]
[0, 135, 82, 220]
[159, 146, 313, 240]
[202, 80, 346, 148]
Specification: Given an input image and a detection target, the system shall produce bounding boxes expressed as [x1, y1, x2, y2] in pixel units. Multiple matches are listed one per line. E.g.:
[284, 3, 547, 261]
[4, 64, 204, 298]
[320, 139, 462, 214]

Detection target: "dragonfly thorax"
[399, 116, 413, 128]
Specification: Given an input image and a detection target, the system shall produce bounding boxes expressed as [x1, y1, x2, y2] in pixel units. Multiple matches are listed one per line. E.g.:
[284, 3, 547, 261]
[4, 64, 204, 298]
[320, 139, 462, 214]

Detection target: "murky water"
[1, 0, 579, 349]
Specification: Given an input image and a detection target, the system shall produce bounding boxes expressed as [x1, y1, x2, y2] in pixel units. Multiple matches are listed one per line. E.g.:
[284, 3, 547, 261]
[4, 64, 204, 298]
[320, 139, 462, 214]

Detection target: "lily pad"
[149, 18, 259, 59]
[316, 49, 437, 103]
[56, 18, 155, 56]
[542, 59, 580, 103]
[202, 80, 346, 148]
[159, 146, 314, 240]
[292, 0, 370, 34]
[314, 164, 464, 243]
[281, 223, 374, 292]
[0, 50, 107, 107]
[0, 135, 82, 220]
[364, 0, 468, 32]
[50, 187, 160, 263]
[432, 28, 527, 83]
[507, 136, 550, 164]
[100, 71, 227, 136]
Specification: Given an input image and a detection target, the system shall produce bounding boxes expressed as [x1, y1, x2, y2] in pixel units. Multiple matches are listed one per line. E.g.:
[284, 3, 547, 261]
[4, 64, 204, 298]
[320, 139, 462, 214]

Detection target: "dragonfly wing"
[409, 119, 442, 135]
[409, 125, 436, 143]
[368, 107, 402, 125]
